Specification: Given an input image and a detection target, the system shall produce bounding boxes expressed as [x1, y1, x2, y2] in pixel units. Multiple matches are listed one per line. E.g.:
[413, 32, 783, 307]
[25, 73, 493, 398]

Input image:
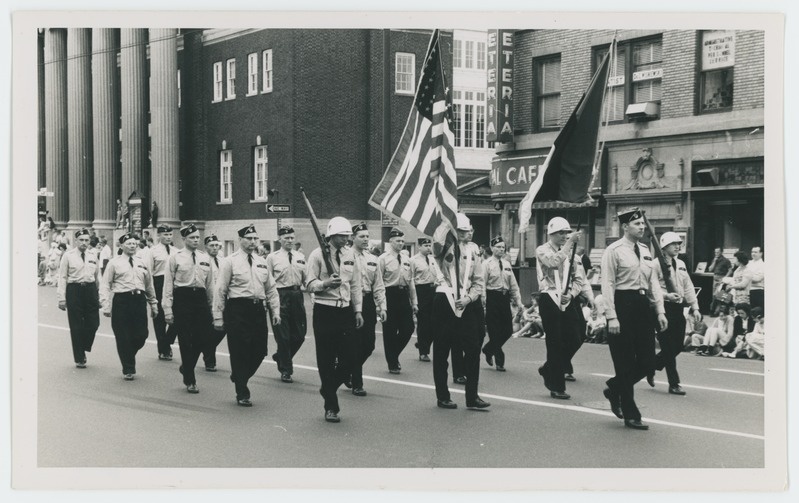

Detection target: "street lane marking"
[591, 373, 764, 398]
[709, 368, 765, 377]
[38, 323, 764, 441]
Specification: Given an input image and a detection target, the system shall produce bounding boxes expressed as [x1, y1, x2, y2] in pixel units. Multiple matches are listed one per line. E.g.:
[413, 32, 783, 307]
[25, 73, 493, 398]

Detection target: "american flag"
[369, 30, 458, 244]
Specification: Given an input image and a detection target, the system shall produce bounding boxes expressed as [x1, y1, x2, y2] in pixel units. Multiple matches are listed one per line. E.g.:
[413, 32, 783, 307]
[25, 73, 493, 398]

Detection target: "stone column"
[92, 29, 121, 233]
[67, 28, 94, 231]
[44, 28, 68, 227]
[37, 30, 46, 194]
[148, 28, 180, 229]
[120, 29, 149, 205]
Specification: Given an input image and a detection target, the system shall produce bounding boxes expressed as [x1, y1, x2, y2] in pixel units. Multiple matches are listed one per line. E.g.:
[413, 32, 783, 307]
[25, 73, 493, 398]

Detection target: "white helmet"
[455, 213, 471, 231]
[326, 216, 353, 236]
[547, 216, 571, 234]
[660, 231, 683, 248]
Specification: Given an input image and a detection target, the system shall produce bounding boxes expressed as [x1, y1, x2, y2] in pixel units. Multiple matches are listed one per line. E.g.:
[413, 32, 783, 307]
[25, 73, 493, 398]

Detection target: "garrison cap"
[179, 223, 199, 237]
[490, 236, 505, 247]
[277, 225, 295, 236]
[238, 224, 258, 238]
[156, 224, 173, 233]
[119, 232, 137, 245]
[352, 222, 368, 234]
[418, 237, 432, 245]
[388, 227, 404, 238]
[204, 234, 220, 245]
[617, 207, 644, 225]
[74, 228, 91, 239]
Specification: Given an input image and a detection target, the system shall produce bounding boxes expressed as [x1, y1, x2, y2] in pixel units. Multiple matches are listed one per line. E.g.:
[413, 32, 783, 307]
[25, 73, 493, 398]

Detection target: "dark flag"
[518, 40, 614, 233]
[369, 29, 458, 245]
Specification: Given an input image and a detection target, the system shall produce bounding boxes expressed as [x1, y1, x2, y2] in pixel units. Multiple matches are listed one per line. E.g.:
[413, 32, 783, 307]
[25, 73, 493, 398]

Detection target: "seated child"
[512, 295, 544, 338]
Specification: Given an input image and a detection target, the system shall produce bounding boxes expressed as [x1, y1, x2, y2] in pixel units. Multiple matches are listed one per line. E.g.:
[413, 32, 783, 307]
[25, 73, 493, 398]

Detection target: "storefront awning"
[531, 199, 599, 210]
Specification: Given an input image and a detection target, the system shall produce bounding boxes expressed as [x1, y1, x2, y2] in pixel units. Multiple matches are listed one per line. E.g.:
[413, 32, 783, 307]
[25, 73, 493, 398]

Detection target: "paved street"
[35, 285, 764, 469]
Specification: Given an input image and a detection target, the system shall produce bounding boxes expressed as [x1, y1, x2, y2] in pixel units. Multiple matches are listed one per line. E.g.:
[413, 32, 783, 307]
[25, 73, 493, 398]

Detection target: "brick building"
[479, 29, 764, 304]
[37, 28, 446, 254]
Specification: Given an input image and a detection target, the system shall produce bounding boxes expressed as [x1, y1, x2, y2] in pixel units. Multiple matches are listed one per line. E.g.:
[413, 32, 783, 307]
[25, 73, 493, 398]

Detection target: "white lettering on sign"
[632, 68, 663, 82]
[502, 68, 513, 82]
[505, 165, 539, 186]
[608, 75, 625, 87]
[702, 30, 736, 70]
[487, 68, 496, 83]
[502, 32, 513, 46]
[502, 49, 513, 64]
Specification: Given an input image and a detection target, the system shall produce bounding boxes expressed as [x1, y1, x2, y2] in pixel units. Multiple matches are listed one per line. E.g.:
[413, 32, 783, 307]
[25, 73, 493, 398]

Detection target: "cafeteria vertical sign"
[486, 30, 514, 144]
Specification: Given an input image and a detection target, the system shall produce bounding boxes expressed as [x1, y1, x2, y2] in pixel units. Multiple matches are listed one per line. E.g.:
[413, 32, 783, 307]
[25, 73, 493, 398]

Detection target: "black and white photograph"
[4, 2, 795, 499]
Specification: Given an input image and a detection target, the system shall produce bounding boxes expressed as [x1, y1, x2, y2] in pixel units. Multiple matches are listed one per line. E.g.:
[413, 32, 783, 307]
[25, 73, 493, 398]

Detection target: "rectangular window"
[395, 52, 415, 95]
[699, 30, 735, 113]
[247, 53, 258, 96]
[212, 62, 223, 102]
[465, 40, 474, 69]
[177, 69, 181, 108]
[225, 58, 236, 100]
[253, 145, 268, 201]
[452, 90, 461, 147]
[477, 41, 486, 70]
[262, 49, 273, 93]
[476, 91, 485, 148]
[535, 56, 561, 130]
[453, 40, 462, 68]
[219, 150, 232, 203]
[464, 91, 474, 147]
[595, 46, 627, 122]
[631, 39, 662, 104]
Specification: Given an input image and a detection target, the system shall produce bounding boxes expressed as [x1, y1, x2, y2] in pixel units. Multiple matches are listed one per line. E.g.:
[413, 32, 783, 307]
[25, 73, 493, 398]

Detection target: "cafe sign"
[490, 154, 548, 198]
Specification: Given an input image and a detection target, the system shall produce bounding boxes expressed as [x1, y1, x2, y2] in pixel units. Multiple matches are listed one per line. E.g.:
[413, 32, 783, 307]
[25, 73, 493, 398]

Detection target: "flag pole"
[588, 33, 617, 192]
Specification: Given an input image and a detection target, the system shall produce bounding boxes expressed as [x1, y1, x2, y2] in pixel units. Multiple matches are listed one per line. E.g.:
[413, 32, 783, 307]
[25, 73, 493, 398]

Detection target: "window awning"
[531, 199, 599, 210]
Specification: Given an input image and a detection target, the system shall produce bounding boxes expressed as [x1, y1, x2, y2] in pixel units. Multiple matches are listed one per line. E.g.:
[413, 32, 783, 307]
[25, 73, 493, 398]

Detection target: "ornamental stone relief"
[623, 148, 668, 190]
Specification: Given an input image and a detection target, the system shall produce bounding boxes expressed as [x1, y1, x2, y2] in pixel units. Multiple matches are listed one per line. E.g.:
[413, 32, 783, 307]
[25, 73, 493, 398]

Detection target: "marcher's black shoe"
[205, 366, 217, 372]
[495, 365, 506, 372]
[603, 387, 623, 419]
[76, 361, 87, 369]
[123, 373, 135, 381]
[187, 383, 199, 394]
[158, 353, 169, 361]
[325, 410, 340, 423]
[624, 419, 649, 430]
[419, 354, 431, 362]
[453, 376, 467, 385]
[236, 398, 252, 407]
[466, 398, 491, 410]
[352, 387, 367, 397]
[281, 372, 293, 383]
[550, 391, 571, 400]
[388, 368, 401, 375]
[483, 349, 494, 366]
[538, 366, 552, 391]
[437, 399, 457, 409]
[646, 375, 656, 387]
[668, 385, 686, 395]
[564, 373, 576, 382]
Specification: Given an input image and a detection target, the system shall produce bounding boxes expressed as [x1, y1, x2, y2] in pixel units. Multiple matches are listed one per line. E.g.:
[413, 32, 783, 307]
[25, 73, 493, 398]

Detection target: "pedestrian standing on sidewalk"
[99, 233, 158, 380]
[57, 228, 101, 368]
[410, 236, 437, 362]
[212, 224, 281, 407]
[600, 208, 667, 430]
[349, 222, 387, 397]
[305, 216, 364, 422]
[162, 224, 214, 394]
[481, 236, 523, 372]
[652, 232, 702, 396]
[265, 225, 308, 384]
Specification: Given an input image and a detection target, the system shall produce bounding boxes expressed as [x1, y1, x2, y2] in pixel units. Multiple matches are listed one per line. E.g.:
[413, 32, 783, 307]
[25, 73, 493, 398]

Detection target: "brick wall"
[733, 30, 765, 111]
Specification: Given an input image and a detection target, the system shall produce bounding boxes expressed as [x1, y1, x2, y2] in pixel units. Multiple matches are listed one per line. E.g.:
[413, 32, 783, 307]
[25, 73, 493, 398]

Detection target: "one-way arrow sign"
[266, 204, 291, 213]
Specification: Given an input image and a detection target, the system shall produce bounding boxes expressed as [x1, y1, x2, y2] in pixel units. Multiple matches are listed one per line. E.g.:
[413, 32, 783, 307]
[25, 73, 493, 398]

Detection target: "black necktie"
[247, 254, 253, 266]
[634, 244, 641, 261]
[214, 257, 219, 268]
[336, 249, 341, 267]
[129, 257, 134, 268]
[454, 245, 461, 294]
[288, 251, 293, 264]
[81, 251, 85, 262]
[165, 244, 170, 255]
[672, 258, 677, 272]
[192, 251, 196, 264]
[425, 255, 430, 267]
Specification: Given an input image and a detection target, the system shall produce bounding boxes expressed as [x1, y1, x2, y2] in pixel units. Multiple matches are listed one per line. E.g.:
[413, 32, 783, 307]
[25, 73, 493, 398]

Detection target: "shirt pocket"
[254, 265, 271, 285]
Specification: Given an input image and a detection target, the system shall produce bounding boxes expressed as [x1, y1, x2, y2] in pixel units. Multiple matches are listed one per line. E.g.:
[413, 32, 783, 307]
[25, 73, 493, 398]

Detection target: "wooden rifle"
[642, 213, 679, 294]
[300, 187, 335, 276]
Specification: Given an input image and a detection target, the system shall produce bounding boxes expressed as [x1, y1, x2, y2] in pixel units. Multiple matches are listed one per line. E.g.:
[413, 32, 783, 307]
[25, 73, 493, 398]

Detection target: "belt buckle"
[639, 289, 646, 295]
[134, 289, 141, 295]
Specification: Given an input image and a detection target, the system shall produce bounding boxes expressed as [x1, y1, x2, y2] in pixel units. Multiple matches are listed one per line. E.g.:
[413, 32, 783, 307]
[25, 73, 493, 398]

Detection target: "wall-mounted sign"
[486, 30, 514, 143]
[490, 154, 548, 198]
[702, 30, 736, 70]
[632, 68, 663, 82]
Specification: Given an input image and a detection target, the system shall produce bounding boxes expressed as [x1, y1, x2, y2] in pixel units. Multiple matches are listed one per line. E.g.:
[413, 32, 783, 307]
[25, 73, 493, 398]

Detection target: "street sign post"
[266, 204, 291, 213]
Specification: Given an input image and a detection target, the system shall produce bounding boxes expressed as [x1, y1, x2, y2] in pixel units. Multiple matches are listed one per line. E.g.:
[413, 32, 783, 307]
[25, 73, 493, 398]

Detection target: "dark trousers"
[153, 275, 178, 355]
[351, 293, 377, 388]
[271, 288, 307, 375]
[110, 292, 149, 374]
[382, 286, 414, 369]
[224, 298, 269, 400]
[539, 294, 584, 392]
[655, 302, 687, 386]
[483, 290, 513, 367]
[415, 284, 435, 355]
[606, 291, 656, 422]
[432, 294, 483, 403]
[202, 329, 227, 368]
[563, 300, 586, 375]
[65, 283, 100, 363]
[750, 289, 764, 314]
[173, 288, 212, 386]
[313, 303, 356, 413]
